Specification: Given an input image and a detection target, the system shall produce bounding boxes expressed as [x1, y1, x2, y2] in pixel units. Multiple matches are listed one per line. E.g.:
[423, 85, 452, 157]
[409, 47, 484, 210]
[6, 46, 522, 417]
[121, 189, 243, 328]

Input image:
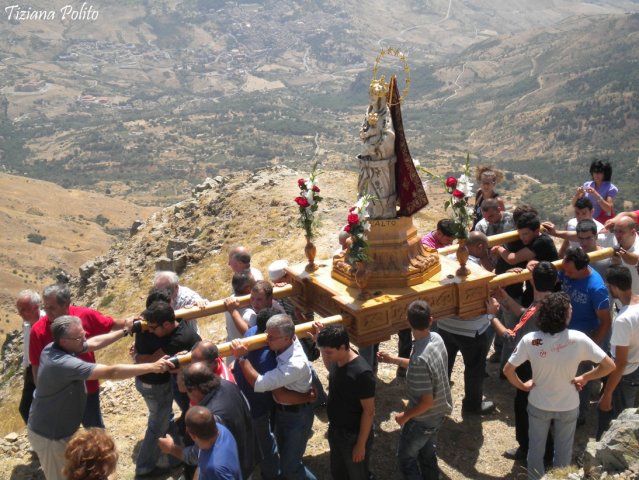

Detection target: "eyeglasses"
[63, 335, 85, 342]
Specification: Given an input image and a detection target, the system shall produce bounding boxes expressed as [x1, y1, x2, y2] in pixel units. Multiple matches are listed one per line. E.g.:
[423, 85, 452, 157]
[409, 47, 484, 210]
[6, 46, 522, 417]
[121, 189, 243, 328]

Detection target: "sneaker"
[503, 447, 526, 460]
[462, 400, 496, 415]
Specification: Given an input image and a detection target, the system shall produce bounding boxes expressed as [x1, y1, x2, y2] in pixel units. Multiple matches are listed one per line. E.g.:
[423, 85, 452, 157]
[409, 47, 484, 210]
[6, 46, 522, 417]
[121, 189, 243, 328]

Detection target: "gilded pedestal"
[332, 216, 441, 288]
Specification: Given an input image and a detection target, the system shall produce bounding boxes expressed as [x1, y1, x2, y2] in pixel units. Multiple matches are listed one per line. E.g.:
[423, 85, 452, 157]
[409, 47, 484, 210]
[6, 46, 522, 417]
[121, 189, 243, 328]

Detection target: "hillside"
[0, 173, 156, 336]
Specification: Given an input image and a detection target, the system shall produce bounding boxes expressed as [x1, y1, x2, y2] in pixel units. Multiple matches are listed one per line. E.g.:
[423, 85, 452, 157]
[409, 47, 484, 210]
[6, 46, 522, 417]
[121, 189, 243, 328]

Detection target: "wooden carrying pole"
[488, 247, 615, 289]
[217, 314, 343, 358]
[438, 229, 526, 255]
[167, 315, 343, 366]
[175, 284, 294, 321]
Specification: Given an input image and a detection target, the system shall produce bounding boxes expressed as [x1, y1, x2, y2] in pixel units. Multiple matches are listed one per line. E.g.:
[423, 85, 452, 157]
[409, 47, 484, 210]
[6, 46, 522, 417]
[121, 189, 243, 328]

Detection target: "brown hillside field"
[0, 173, 157, 336]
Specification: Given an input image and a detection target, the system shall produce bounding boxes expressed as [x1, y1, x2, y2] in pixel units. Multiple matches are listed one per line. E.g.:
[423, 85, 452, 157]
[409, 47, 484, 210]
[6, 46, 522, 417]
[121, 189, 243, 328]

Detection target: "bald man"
[611, 216, 639, 294]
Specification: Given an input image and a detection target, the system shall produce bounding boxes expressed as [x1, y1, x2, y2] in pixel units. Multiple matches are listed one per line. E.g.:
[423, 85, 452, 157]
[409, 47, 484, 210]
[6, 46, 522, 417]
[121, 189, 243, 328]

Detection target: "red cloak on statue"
[388, 77, 429, 216]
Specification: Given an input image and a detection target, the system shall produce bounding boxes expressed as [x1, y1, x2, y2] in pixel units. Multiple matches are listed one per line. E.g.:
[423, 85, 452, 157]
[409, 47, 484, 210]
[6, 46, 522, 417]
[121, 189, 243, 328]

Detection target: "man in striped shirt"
[378, 301, 452, 480]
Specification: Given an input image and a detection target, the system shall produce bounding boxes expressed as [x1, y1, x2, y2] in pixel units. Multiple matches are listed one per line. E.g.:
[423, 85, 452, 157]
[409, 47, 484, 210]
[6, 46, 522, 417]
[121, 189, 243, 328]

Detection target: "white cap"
[268, 260, 289, 282]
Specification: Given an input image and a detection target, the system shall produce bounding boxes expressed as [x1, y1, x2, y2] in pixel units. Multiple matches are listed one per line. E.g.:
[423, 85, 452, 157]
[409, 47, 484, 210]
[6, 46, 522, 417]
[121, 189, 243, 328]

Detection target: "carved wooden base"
[332, 216, 441, 288]
[288, 254, 494, 347]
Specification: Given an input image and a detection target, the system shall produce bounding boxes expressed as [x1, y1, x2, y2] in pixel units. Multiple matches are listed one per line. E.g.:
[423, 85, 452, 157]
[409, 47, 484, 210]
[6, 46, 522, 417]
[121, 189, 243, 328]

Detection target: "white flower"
[456, 174, 474, 197]
[355, 197, 367, 210]
[364, 222, 371, 231]
[304, 190, 315, 206]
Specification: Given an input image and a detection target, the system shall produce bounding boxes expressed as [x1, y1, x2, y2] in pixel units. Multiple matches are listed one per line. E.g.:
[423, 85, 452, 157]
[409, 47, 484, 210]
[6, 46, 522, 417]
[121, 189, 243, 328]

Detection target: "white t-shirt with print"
[509, 329, 606, 411]
[611, 303, 639, 375]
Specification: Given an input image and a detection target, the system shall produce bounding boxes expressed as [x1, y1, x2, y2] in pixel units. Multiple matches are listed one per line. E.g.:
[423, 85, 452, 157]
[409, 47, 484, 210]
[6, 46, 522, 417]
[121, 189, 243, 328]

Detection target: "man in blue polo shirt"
[559, 246, 611, 425]
[185, 406, 242, 480]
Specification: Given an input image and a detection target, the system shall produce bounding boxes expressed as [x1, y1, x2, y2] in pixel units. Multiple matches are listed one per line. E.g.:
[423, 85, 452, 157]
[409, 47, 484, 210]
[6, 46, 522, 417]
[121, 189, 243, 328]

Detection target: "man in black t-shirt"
[133, 300, 200, 477]
[492, 211, 558, 307]
[317, 324, 375, 480]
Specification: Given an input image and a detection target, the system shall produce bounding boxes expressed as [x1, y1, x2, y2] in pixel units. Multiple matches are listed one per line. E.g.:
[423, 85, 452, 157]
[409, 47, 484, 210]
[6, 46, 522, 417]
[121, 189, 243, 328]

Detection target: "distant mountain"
[0, 2, 637, 219]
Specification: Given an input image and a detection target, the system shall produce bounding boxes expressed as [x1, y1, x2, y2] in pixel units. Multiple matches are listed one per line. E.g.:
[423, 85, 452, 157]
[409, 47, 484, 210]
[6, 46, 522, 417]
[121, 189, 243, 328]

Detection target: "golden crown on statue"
[371, 47, 411, 105]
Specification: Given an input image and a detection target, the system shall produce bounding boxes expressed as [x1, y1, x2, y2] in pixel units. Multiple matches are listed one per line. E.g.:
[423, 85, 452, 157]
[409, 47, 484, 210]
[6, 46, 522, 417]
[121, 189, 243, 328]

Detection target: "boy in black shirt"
[134, 300, 200, 477]
[317, 324, 375, 480]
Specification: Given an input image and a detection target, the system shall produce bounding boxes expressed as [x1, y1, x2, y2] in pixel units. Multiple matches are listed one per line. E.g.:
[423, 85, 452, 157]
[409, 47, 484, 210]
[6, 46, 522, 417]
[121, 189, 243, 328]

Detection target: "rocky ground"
[0, 329, 620, 480]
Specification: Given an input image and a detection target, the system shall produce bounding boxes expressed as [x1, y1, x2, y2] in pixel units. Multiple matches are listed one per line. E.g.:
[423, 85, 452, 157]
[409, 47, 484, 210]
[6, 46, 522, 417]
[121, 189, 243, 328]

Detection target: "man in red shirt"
[29, 283, 130, 428]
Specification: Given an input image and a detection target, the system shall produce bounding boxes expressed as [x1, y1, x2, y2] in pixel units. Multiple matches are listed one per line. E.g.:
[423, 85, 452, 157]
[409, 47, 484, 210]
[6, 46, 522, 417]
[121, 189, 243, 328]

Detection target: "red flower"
[295, 196, 310, 208]
[312, 185, 320, 193]
[343, 224, 351, 232]
[298, 178, 306, 188]
[452, 189, 465, 199]
[445, 177, 457, 188]
[349, 206, 356, 213]
[347, 213, 359, 225]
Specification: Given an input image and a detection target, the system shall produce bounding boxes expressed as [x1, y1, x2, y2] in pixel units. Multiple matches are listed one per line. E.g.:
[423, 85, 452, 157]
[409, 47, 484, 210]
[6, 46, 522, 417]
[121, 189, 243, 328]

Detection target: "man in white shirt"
[16, 289, 42, 424]
[611, 216, 639, 294]
[224, 271, 257, 342]
[153, 271, 207, 333]
[597, 265, 639, 439]
[232, 314, 316, 480]
[228, 245, 263, 281]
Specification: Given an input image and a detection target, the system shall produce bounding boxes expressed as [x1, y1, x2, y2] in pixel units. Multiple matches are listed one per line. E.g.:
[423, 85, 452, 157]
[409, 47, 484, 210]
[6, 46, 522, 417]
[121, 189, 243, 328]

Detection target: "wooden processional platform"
[285, 217, 615, 347]
[286, 217, 494, 347]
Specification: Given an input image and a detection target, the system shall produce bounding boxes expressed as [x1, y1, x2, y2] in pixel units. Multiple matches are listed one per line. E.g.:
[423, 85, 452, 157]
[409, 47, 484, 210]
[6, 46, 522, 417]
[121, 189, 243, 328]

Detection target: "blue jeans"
[596, 366, 639, 439]
[135, 379, 174, 475]
[328, 426, 373, 480]
[527, 404, 579, 480]
[82, 391, 104, 428]
[397, 418, 442, 480]
[274, 404, 316, 480]
[254, 412, 280, 480]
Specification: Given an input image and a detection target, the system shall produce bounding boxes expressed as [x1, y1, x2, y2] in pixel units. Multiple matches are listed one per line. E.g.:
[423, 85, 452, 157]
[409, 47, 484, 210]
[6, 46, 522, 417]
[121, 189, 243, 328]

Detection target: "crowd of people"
[14, 159, 639, 480]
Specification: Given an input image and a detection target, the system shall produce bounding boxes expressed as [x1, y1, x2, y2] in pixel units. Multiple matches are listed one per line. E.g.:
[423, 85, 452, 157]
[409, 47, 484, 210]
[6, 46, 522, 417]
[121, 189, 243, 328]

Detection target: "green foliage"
[94, 214, 110, 227]
[27, 233, 46, 244]
[99, 293, 115, 308]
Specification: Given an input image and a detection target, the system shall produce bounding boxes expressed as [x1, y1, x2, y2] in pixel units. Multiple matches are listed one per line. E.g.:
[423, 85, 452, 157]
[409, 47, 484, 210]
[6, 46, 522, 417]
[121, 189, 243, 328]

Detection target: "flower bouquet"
[294, 163, 322, 271]
[339, 193, 375, 294]
[345, 194, 374, 266]
[420, 154, 475, 275]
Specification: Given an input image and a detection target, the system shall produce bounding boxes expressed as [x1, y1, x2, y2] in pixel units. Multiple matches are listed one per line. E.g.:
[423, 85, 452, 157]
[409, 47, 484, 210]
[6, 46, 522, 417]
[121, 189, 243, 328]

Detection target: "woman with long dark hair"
[572, 159, 618, 224]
